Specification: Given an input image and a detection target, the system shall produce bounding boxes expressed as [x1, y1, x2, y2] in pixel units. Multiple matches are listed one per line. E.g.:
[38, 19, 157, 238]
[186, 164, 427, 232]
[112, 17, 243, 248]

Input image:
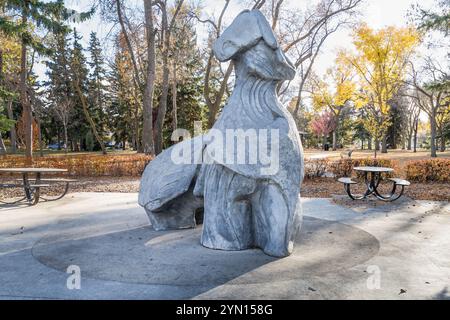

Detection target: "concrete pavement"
[0, 192, 449, 299]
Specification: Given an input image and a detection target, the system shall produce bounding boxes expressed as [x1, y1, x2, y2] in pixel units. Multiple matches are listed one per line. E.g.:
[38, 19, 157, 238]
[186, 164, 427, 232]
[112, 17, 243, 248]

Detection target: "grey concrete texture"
[0, 192, 449, 300]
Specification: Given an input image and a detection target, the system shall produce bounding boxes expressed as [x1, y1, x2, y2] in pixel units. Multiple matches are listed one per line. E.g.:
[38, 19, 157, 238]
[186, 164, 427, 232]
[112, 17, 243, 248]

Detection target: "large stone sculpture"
[139, 9, 304, 257]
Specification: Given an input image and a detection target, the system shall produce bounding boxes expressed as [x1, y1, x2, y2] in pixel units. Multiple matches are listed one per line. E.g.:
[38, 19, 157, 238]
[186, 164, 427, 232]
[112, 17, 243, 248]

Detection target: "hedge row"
[1, 154, 448, 182]
[404, 159, 450, 183]
[304, 158, 450, 183]
[0, 154, 153, 177]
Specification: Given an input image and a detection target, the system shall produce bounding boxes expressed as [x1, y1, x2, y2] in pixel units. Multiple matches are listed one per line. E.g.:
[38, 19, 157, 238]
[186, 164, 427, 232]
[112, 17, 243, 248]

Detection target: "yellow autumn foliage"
[342, 24, 420, 141]
[311, 52, 356, 115]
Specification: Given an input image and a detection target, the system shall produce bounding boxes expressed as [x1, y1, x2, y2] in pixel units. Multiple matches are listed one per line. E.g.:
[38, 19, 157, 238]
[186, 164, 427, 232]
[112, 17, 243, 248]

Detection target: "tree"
[0, 0, 92, 163]
[87, 32, 107, 140]
[408, 58, 449, 157]
[0, 15, 20, 154]
[400, 94, 421, 152]
[194, 0, 363, 129]
[0, 103, 14, 155]
[142, 0, 156, 155]
[45, 31, 72, 153]
[352, 109, 371, 150]
[415, 0, 450, 36]
[311, 53, 355, 150]
[310, 111, 336, 150]
[153, 0, 185, 155]
[436, 102, 449, 151]
[272, 0, 362, 116]
[69, 28, 106, 154]
[344, 24, 419, 157]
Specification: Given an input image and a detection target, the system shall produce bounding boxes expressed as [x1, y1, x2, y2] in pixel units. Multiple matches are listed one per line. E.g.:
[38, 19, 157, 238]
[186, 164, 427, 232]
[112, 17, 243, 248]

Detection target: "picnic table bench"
[338, 166, 410, 202]
[0, 168, 76, 205]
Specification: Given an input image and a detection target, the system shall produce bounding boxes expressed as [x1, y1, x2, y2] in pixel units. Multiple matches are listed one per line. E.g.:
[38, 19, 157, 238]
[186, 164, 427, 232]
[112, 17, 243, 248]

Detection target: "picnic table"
[0, 168, 76, 205]
[338, 166, 410, 202]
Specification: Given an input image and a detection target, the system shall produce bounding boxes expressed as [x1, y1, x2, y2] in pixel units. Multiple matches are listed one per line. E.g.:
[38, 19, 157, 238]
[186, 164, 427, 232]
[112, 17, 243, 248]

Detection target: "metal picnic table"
[0, 168, 76, 205]
[338, 166, 410, 202]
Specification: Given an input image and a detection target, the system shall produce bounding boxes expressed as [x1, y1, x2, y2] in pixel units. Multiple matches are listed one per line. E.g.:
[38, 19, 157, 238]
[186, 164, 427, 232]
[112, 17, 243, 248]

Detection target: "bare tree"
[142, 0, 156, 155]
[406, 59, 449, 157]
[190, 0, 233, 128]
[153, 0, 185, 155]
[404, 97, 421, 152]
[277, 0, 362, 118]
[194, 0, 362, 129]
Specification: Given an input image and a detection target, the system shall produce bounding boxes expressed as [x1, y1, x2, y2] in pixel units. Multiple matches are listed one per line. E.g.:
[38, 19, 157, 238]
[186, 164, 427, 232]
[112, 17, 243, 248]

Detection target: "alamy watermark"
[66, 265, 81, 290]
[366, 265, 381, 290]
[170, 121, 280, 176]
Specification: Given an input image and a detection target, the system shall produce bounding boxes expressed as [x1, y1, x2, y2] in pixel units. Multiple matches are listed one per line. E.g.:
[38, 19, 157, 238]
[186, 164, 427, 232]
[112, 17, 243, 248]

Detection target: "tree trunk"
[333, 109, 341, 151]
[142, 0, 155, 156]
[368, 136, 372, 150]
[20, 14, 33, 165]
[206, 63, 234, 128]
[0, 49, 5, 156]
[57, 129, 61, 150]
[0, 133, 6, 155]
[407, 132, 412, 150]
[6, 100, 17, 154]
[171, 61, 177, 132]
[35, 115, 44, 157]
[381, 135, 388, 153]
[332, 130, 337, 151]
[133, 99, 141, 152]
[63, 122, 68, 154]
[439, 129, 446, 152]
[154, 21, 170, 155]
[153, 0, 184, 154]
[72, 75, 107, 155]
[375, 137, 380, 151]
[430, 111, 437, 158]
[413, 125, 418, 153]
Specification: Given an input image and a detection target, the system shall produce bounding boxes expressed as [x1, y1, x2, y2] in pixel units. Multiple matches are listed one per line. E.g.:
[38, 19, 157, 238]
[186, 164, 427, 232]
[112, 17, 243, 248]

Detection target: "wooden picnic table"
[338, 166, 410, 202]
[0, 168, 74, 205]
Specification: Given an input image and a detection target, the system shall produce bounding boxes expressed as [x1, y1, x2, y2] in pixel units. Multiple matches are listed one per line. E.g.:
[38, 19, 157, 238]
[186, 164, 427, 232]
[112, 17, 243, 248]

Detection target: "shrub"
[406, 159, 450, 183]
[304, 159, 329, 179]
[0, 153, 153, 177]
[330, 158, 399, 179]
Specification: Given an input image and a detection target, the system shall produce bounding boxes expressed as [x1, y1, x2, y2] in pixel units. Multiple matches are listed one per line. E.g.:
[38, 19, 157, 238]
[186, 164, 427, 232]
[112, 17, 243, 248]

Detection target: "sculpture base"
[33, 216, 379, 287]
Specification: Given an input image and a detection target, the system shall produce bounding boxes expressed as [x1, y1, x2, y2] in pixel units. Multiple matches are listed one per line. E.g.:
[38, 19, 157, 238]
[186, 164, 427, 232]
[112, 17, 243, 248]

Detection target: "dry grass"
[301, 178, 450, 201]
[1, 150, 448, 202]
[1, 177, 447, 202]
[305, 149, 450, 165]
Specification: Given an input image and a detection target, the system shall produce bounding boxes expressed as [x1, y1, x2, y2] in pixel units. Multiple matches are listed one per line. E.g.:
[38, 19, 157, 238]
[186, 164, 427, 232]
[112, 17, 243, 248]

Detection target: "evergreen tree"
[68, 28, 106, 154]
[45, 31, 72, 152]
[87, 32, 107, 139]
[106, 52, 132, 149]
[0, 0, 92, 163]
[68, 28, 89, 151]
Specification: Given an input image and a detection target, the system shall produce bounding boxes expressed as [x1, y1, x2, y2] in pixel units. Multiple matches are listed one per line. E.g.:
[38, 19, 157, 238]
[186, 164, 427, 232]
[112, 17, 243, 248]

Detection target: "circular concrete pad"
[33, 217, 379, 286]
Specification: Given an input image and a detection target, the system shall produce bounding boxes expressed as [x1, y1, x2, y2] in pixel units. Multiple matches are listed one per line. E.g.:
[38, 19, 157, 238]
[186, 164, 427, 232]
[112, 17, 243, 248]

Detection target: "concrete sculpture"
[139, 9, 304, 257]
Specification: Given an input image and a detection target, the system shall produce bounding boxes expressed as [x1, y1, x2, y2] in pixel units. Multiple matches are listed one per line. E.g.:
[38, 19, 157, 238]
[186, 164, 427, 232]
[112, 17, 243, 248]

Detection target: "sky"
[34, 0, 442, 83]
